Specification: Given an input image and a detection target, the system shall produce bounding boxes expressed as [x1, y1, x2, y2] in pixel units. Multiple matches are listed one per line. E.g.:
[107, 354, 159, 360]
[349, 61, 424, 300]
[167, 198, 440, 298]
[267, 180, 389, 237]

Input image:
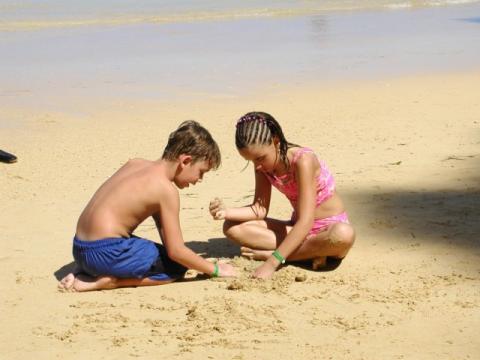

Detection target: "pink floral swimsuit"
[262, 147, 349, 235]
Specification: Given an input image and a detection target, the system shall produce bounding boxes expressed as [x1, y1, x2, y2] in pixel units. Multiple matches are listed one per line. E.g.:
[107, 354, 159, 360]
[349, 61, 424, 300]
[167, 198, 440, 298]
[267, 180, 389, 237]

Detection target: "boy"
[59, 121, 235, 292]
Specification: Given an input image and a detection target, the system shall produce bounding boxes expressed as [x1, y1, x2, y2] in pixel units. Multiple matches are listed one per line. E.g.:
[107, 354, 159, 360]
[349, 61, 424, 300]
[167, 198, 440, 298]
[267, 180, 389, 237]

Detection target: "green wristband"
[272, 250, 286, 264]
[211, 263, 219, 277]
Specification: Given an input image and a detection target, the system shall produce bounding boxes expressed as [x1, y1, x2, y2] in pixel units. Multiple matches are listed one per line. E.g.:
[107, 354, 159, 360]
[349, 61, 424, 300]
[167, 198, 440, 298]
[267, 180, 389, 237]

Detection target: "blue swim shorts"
[72, 235, 187, 281]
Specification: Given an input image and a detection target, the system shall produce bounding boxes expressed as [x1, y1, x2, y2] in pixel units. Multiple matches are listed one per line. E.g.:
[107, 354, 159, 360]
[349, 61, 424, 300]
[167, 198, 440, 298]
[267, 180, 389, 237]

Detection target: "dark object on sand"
[0, 149, 17, 163]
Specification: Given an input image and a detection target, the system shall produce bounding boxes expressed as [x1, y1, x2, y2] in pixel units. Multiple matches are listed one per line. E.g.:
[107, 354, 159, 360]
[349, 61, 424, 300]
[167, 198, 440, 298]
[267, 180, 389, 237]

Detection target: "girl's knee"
[330, 223, 355, 247]
[222, 220, 235, 236]
[223, 220, 244, 243]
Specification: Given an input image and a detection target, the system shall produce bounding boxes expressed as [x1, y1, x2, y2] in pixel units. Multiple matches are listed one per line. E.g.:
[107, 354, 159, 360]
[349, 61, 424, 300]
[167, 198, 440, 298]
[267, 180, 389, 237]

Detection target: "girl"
[209, 111, 355, 279]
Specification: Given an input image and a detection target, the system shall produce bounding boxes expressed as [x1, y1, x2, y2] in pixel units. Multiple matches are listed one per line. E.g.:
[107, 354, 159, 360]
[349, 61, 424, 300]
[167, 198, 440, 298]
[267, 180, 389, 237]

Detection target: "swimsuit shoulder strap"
[291, 147, 314, 166]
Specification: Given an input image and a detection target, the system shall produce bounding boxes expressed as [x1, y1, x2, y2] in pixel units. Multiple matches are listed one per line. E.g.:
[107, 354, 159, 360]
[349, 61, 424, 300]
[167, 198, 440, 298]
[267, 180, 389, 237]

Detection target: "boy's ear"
[179, 154, 193, 168]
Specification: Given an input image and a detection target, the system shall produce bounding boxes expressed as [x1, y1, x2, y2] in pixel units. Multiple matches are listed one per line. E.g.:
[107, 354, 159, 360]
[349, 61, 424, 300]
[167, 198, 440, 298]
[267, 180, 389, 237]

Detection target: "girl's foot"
[312, 256, 327, 270]
[240, 247, 273, 261]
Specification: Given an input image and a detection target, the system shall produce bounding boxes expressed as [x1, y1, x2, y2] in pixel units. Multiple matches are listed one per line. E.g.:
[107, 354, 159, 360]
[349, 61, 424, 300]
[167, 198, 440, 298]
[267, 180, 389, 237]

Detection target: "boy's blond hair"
[162, 120, 221, 169]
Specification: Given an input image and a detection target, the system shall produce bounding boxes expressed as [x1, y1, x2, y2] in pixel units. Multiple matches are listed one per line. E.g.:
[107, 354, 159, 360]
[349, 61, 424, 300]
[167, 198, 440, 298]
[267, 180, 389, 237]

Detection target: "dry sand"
[1, 71, 479, 359]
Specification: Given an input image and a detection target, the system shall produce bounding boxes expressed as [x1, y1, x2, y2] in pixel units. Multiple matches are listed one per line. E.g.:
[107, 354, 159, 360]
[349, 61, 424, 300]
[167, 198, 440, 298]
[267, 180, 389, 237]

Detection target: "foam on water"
[1, 0, 479, 31]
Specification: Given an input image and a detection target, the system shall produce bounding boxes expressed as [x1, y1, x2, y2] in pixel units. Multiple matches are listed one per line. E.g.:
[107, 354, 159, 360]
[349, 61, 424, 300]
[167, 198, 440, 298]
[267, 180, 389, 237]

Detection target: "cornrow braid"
[235, 112, 298, 169]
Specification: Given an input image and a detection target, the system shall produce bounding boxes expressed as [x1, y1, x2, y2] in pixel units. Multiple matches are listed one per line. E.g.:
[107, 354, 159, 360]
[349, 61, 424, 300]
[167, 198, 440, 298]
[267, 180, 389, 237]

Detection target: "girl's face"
[238, 141, 279, 173]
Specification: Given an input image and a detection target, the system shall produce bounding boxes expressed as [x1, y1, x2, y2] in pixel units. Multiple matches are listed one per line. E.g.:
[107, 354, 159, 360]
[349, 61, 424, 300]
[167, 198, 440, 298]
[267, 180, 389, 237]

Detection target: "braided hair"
[235, 112, 298, 170]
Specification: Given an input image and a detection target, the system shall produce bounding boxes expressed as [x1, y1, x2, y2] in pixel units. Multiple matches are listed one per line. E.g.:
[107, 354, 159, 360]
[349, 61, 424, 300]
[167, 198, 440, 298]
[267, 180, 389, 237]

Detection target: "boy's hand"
[218, 263, 236, 277]
[209, 197, 226, 220]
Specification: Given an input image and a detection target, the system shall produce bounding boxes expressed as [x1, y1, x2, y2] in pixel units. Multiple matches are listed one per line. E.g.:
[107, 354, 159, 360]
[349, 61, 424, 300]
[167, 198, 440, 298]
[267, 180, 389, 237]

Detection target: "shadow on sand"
[54, 261, 76, 281]
[188, 237, 345, 272]
[346, 187, 480, 251]
[186, 237, 240, 258]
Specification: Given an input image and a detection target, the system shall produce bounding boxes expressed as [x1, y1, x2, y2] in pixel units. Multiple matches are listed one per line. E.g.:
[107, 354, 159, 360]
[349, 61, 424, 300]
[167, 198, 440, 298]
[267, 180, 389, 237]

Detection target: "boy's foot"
[58, 273, 76, 291]
[240, 247, 273, 261]
[58, 273, 117, 292]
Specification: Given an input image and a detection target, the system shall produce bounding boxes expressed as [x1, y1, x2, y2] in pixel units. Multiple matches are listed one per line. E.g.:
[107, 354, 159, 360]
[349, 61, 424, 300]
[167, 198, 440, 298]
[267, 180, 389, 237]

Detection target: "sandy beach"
[1, 1, 480, 358]
[1, 69, 479, 359]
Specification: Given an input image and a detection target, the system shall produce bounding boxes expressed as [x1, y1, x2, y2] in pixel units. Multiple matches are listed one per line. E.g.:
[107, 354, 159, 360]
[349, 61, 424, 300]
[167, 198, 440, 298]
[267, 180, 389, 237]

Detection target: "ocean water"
[1, 0, 479, 30]
[0, 0, 479, 112]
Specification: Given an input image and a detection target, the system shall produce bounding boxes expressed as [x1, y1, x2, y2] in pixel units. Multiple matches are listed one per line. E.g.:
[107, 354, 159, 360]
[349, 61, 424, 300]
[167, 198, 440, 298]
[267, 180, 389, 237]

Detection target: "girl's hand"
[252, 259, 278, 279]
[209, 197, 226, 220]
[218, 263, 236, 277]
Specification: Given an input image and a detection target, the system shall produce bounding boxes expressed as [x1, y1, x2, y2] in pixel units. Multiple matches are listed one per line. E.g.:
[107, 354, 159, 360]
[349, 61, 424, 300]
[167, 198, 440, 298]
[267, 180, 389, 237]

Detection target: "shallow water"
[0, 1, 479, 113]
[1, 0, 479, 29]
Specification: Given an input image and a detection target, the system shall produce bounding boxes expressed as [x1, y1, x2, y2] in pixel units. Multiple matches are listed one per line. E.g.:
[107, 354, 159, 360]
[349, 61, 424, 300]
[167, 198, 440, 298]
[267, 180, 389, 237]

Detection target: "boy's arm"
[211, 170, 272, 221]
[154, 186, 231, 277]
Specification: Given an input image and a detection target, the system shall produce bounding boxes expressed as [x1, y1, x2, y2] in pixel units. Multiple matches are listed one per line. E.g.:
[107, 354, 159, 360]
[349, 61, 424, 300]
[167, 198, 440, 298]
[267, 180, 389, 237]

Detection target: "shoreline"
[2, 2, 480, 115]
[2, 1, 480, 31]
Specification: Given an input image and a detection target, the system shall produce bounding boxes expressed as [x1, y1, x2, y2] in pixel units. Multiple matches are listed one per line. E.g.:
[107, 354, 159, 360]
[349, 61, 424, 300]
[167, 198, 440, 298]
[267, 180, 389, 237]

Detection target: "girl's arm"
[210, 169, 272, 222]
[254, 153, 317, 278]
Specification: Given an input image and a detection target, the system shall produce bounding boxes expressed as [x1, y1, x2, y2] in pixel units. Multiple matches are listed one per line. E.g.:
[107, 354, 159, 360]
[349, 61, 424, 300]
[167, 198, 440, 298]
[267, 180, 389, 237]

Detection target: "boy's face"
[175, 158, 211, 189]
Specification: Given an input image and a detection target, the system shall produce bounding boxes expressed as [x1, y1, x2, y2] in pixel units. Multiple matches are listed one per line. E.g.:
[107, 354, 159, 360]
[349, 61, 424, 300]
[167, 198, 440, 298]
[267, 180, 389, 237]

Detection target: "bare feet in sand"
[58, 273, 76, 291]
[312, 256, 327, 270]
[58, 273, 117, 292]
[241, 247, 273, 261]
[241, 247, 329, 270]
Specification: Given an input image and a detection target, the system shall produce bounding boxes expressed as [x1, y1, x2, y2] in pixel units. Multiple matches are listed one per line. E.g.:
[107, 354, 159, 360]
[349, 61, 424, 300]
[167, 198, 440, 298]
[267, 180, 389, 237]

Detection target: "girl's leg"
[58, 273, 175, 292]
[223, 218, 291, 250]
[229, 221, 355, 264]
[289, 222, 356, 261]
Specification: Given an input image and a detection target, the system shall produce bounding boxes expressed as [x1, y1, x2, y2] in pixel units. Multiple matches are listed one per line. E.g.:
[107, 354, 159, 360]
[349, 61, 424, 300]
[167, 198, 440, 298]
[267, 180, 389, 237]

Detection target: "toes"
[58, 273, 76, 292]
[60, 273, 74, 286]
[240, 247, 274, 261]
[312, 256, 327, 270]
[240, 247, 254, 259]
[240, 246, 253, 254]
[58, 285, 77, 293]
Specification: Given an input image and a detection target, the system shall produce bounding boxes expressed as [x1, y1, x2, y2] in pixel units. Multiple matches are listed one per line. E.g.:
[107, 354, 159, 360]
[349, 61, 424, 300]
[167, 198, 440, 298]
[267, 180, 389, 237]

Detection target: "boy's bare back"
[76, 158, 174, 241]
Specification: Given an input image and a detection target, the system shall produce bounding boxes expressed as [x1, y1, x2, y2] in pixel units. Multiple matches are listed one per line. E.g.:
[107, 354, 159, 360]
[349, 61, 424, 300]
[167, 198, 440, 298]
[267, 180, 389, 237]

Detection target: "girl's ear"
[273, 136, 280, 147]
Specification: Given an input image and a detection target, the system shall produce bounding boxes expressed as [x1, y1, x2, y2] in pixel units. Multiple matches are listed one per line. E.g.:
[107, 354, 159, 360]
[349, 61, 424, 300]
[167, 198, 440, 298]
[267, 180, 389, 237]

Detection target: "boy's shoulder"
[119, 158, 177, 197]
[118, 157, 151, 173]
